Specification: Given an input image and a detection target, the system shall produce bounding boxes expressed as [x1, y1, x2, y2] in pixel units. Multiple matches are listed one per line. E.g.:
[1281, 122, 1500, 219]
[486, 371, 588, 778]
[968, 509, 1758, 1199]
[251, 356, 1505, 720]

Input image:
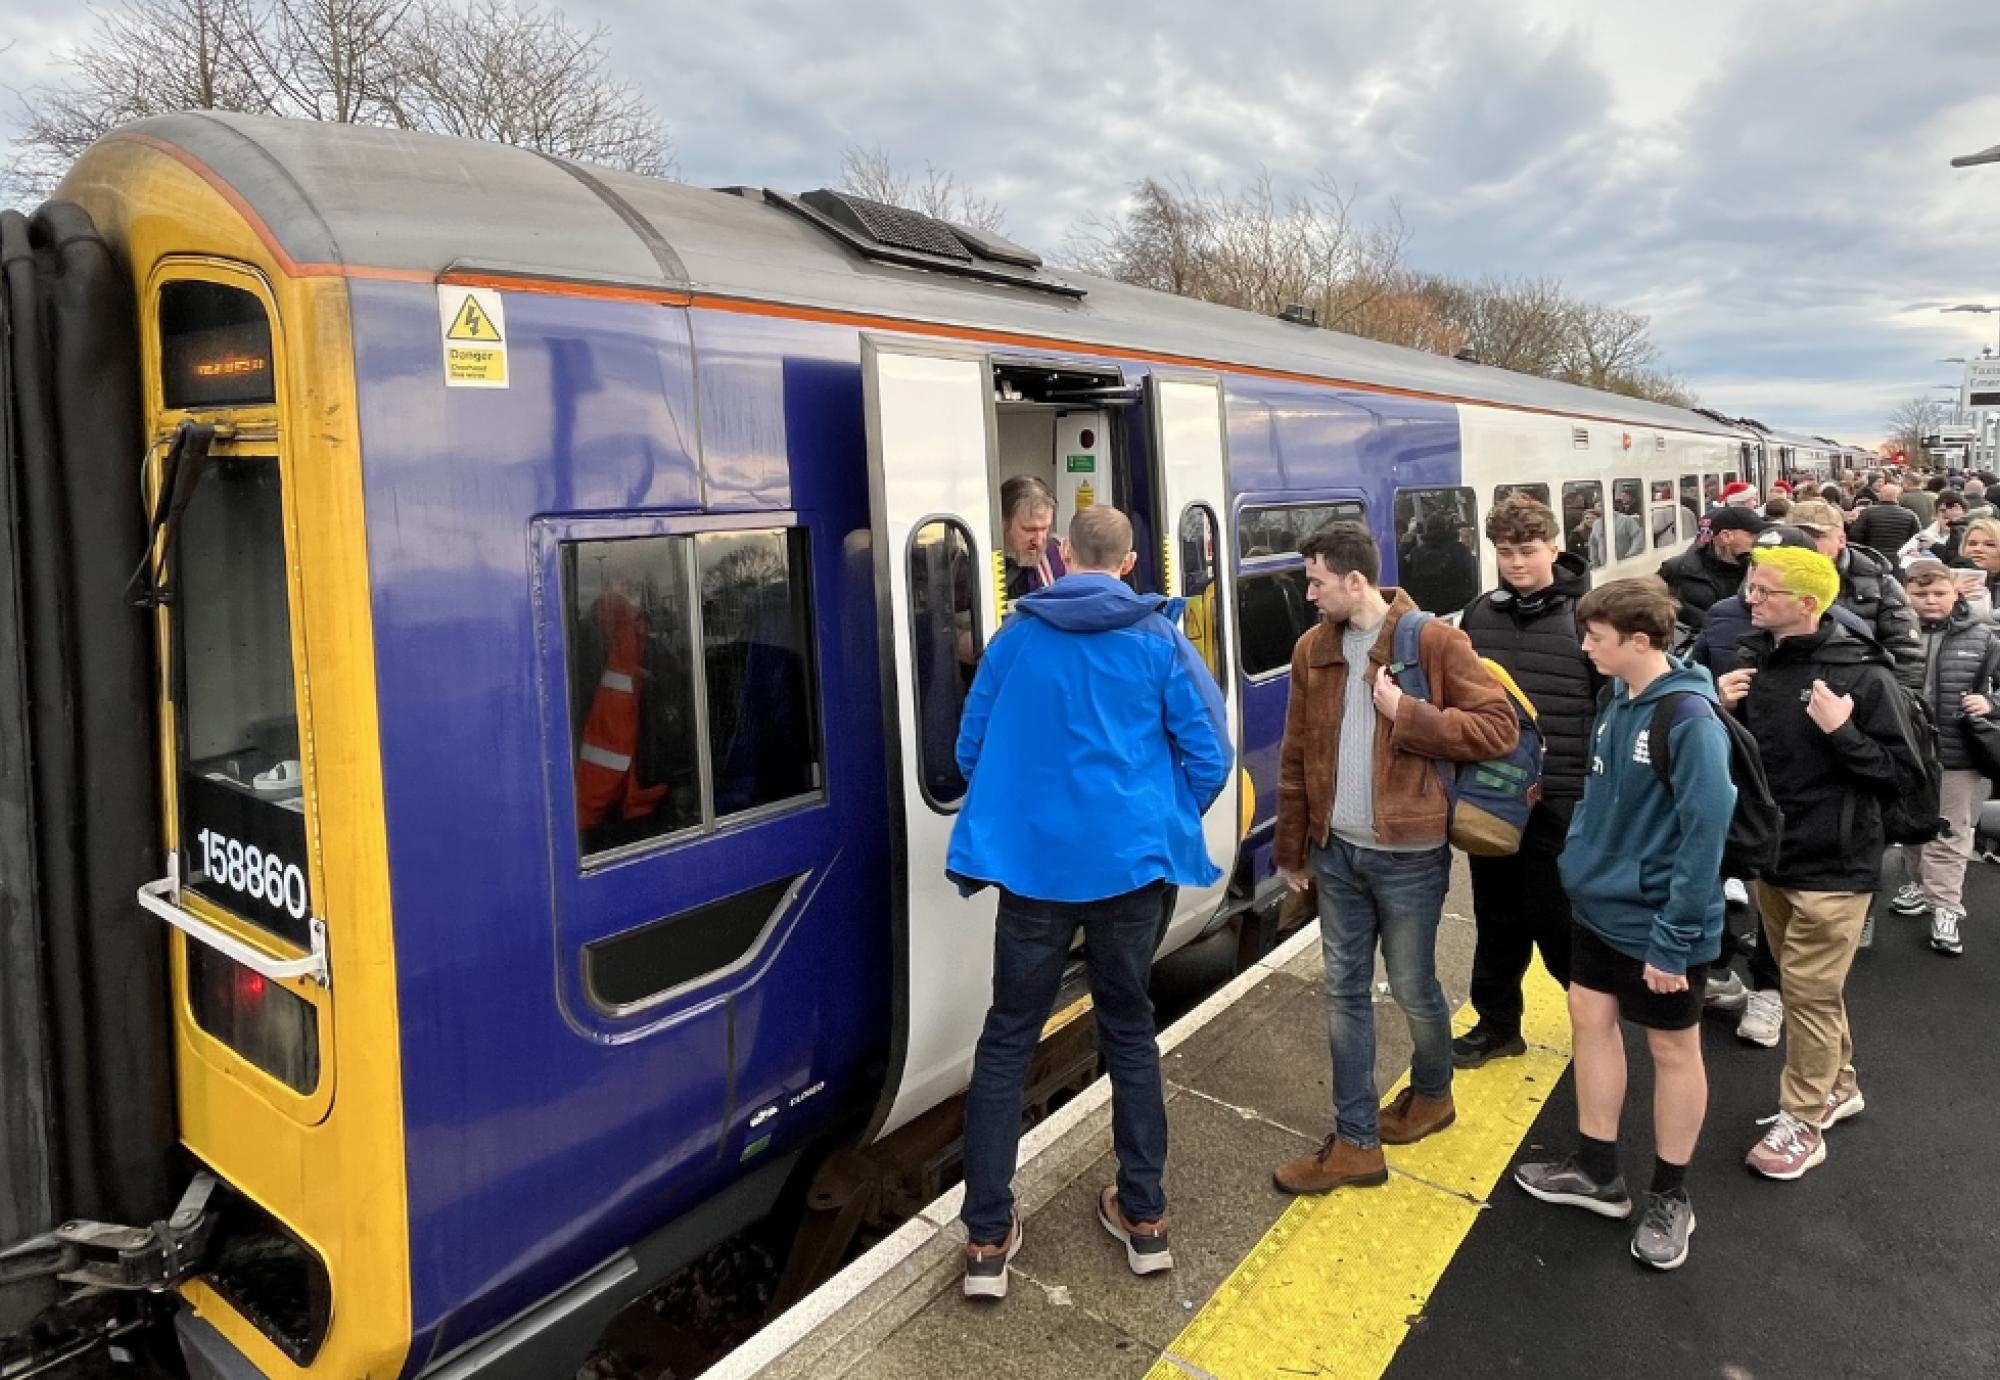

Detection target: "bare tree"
[1885, 394, 1948, 461]
[6, 0, 671, 203]
[838, 144, 1004, 231]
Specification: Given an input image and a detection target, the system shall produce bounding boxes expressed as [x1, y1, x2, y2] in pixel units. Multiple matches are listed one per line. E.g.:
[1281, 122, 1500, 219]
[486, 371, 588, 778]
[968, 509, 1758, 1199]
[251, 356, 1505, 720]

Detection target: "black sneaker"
[962, 1214, 1021, 1299]
[1452, 1023, 1527, 1069]
[1514, 1156, 1634, 1219]
[1096, 1186, 1172, 1275]
[1631, 1191, 1695, 1271]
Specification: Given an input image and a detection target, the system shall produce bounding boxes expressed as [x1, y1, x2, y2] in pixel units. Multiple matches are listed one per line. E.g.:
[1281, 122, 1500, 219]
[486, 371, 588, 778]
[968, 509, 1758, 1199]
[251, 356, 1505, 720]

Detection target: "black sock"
[1576, 1134, 1618, 1185]
[1652, 1157, 1688, 1200]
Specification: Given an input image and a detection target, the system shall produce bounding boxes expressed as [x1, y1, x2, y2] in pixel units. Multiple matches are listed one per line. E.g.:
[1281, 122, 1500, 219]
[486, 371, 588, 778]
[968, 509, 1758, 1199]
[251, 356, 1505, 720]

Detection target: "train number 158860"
[195, 828, 309, 922]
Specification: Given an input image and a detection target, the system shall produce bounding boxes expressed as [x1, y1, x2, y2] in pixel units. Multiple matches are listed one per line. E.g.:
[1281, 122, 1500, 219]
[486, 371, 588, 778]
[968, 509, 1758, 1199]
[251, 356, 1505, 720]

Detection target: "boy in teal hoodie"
[1514, 578, 1733, 1272]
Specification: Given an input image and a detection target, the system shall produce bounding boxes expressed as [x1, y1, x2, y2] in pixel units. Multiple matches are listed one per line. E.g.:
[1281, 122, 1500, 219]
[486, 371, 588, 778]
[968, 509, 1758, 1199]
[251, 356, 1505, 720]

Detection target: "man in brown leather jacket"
[1271, 521, 1519, 1195]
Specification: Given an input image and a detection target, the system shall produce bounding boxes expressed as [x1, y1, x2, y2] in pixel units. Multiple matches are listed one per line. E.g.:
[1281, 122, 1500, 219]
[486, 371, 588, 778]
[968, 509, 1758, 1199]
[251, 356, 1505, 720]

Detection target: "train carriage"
[2, 112, 1773, 1378]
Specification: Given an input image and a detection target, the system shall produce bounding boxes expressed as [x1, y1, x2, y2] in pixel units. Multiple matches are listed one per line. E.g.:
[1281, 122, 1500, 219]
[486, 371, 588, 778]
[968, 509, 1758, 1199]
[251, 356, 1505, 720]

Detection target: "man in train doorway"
[1270, 522, 1518, 1195]
[948, 505, 1232, 1299]
[1000, 475, 1068, 600]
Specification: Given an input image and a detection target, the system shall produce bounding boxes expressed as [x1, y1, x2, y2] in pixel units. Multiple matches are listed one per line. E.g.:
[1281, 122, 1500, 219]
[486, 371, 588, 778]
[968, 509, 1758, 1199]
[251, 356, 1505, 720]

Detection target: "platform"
[708, 856, 2000, 1380]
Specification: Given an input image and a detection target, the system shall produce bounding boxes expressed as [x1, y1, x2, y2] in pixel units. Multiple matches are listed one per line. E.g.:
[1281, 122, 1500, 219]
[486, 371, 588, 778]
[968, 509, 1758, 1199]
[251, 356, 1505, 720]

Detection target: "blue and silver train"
[0, 112, 1834, 1378]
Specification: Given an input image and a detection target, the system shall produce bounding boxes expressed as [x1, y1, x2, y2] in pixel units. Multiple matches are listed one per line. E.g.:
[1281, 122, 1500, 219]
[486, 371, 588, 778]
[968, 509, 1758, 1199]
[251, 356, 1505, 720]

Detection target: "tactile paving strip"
[1146, 961, 1571, 1380]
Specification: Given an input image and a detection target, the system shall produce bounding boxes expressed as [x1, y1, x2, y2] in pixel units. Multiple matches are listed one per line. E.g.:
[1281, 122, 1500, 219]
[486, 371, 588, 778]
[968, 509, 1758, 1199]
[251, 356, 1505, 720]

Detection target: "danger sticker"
[438, 287, 508, 388]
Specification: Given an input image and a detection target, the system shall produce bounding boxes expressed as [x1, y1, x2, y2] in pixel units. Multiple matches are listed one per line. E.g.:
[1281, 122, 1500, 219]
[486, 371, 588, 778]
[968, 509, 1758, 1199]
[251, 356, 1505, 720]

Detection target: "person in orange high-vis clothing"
[576, 586, 668, 828]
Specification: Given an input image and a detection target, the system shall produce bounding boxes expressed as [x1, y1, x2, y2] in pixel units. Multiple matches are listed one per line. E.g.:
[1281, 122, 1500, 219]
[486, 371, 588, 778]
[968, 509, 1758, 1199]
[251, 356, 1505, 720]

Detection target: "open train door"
[1146, 374, 1241, 952]
[859, 338, 1003, 1139]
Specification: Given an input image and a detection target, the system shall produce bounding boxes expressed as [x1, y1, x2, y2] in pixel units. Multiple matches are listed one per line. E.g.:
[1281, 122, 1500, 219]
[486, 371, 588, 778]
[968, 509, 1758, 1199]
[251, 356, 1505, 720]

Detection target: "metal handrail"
[136, 859, 330, 989]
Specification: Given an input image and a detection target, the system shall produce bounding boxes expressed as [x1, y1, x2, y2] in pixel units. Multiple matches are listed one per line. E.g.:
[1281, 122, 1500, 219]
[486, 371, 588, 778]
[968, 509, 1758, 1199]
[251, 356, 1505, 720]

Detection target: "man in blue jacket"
[1514, 578, 1733, 1272]
[949, 505, 1232, 1301]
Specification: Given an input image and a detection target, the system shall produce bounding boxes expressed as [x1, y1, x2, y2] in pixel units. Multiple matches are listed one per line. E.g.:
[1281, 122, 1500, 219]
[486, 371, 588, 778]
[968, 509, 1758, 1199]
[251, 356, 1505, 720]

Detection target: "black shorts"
[1568, 923, 1707, 1031]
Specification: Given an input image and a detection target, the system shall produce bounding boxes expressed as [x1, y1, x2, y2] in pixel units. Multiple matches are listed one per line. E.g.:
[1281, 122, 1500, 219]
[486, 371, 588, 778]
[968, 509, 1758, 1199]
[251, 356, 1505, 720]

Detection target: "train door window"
[176, 453, 315, 947]
[1609, 478, 1645, 560]
[698, 529, 823, 819]
[564, 537, 705, 858]
[1724, 470, 1739, 487]
[1703, 473, 1721, 506]
[1679, 473, 1701, 517]
[1561, 480, 1608, 569]
[1494, 482, 1551, 509]
[1393, 486, 1479, 615]
[1178, 505, 1225, 685]
[909, 519, 981, 809]
[1237, 500, 1364, 559]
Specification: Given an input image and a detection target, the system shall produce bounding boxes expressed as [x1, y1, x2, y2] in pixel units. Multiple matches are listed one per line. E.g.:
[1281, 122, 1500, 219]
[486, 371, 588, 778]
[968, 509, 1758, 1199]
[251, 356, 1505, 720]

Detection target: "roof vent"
[1277, 303, 1320, 327]
[768, 189, 1082, 299]
[1572, 427, 1591, 449]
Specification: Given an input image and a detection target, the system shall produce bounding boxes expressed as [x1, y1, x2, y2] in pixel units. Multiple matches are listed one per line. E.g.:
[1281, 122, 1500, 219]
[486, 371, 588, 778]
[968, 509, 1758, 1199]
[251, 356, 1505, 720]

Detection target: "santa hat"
[1771, 479, 1794, 495]
[1720, 481, 1757, 505]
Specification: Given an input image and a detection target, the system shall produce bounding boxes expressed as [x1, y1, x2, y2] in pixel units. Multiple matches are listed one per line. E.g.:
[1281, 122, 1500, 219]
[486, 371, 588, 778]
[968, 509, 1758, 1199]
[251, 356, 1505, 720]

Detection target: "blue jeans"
[960, 881, 1173, 1244]
[1314, 838, 1454, 1149]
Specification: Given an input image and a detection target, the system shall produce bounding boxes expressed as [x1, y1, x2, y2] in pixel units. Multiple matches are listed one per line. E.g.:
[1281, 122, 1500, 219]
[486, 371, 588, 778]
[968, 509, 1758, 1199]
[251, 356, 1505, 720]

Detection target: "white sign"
[437, 286, 509, 388]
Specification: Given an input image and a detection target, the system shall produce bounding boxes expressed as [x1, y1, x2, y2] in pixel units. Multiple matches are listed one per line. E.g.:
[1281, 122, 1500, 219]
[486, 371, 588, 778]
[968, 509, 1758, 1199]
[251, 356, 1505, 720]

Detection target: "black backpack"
[1881, 682, 1946, 845]
[1599, 687, 1783, 879]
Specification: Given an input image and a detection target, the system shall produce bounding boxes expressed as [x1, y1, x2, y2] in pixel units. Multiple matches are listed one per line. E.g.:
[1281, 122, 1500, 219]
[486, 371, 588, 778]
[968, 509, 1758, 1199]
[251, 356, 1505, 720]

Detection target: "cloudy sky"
[6, 0, 2000, 444]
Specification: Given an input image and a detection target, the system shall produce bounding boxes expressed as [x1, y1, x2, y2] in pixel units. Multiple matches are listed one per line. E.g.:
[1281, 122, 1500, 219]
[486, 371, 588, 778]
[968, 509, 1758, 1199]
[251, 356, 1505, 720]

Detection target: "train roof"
[86, 112, 1749, 439]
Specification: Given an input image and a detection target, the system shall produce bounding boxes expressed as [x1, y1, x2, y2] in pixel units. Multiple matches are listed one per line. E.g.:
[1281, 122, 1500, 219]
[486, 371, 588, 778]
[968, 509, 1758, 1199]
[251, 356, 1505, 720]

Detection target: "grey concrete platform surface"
[703, 863, 1480, 1380]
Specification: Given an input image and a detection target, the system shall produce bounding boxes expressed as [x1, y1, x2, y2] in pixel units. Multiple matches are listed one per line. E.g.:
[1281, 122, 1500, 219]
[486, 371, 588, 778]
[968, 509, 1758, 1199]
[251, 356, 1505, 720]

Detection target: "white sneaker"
[1930, 907, 1965, 956]
[1723, 877, 1749, 905]
[1889, 883, 1928, 916]
[1738, 989, 1783, 1047]
[1703, 970, 1749, 1012]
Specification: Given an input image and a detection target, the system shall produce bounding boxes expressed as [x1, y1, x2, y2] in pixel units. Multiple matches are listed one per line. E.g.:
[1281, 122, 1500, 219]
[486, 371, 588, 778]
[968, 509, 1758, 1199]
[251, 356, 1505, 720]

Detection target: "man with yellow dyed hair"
[1717, 544, 1924, 1182]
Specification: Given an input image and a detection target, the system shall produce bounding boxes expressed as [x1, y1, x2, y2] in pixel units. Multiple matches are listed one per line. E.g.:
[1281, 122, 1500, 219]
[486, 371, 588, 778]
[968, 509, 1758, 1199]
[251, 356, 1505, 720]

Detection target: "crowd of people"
[940, 464, 1987, 1300]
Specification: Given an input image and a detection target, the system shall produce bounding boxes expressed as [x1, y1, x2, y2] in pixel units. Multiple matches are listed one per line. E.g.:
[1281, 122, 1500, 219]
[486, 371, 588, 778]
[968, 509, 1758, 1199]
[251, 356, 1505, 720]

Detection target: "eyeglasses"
[1743, 582, 1793, 603]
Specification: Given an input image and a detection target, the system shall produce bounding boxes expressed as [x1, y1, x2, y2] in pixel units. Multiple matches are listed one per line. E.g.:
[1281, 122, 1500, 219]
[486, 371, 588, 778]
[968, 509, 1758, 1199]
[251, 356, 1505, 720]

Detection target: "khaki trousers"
[1754, 883, 1870, 1128]
[1905, 769, 1988, 913]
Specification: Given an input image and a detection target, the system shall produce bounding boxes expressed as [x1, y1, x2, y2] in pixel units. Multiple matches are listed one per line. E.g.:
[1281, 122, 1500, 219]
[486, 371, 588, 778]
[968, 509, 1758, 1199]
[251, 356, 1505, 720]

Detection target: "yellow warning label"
[437, 286, 508, 388]
[445, 295, 503, 342]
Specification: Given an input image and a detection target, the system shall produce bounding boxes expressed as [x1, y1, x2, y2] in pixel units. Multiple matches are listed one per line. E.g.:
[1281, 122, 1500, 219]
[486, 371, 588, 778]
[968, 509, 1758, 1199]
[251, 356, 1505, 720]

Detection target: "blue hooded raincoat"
[947, 574, 1233, 903]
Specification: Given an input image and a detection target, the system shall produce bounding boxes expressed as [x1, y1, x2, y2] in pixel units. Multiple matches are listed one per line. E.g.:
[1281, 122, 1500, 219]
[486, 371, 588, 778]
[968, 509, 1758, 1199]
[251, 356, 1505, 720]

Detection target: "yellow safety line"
[1146, 959, 1572, 1380]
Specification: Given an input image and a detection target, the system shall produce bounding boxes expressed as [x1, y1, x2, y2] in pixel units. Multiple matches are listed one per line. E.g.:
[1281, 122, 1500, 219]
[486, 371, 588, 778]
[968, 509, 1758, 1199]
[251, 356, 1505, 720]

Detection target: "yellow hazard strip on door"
[1147, 959, 1572, 1380]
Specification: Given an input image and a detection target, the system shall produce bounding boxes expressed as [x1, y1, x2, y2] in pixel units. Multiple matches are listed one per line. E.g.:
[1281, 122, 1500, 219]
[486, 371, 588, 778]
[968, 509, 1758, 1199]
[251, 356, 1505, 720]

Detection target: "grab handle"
[137, 857, 329, 988]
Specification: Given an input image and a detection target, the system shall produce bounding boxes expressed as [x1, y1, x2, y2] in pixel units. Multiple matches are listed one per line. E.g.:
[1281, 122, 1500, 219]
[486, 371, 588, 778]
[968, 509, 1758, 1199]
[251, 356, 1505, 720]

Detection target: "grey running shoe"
[1631, 1192, 1696, 1271]
[1890, 883, 1928, 916]
[962, 1214, 1021, 1300]
[1703, 971, 1748, 1012]
[1514, 1156, 1634, 1220]
[1931, 907, 1965, 955]
[1737, 989, 1783, 1048]
[1858, 911, 1876, 950]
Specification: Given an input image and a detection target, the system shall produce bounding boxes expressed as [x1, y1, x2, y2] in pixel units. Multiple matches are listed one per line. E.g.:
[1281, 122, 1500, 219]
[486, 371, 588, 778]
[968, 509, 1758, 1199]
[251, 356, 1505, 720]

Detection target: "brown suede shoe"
[1378, 1088, 1456, 1145]
[1273, 1134, 1388, 1195]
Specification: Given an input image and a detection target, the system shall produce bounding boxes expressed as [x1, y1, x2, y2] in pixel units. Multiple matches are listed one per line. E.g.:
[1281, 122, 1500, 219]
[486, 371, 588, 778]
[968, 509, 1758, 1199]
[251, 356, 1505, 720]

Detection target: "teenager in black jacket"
[1719, 546, 1924, 1182]
[1452, 496, 1602, 1067]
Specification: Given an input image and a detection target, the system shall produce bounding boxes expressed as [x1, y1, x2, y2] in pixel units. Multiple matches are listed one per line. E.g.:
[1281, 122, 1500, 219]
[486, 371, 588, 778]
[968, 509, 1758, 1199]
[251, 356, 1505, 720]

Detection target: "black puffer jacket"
[1917, 602, 2000, 771]
[1838, 545, 1923, 690]
[1657, 544, 1746, 630]
[1849, 501, 1920, 565]
[1460, 552, 1602, 800]
[1734, 620, 1925, 892]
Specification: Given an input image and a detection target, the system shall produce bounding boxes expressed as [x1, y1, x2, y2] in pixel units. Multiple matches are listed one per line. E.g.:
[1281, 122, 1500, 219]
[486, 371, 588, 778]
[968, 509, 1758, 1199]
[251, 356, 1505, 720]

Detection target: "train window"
[564, 536, 705, 858]
[909, 519, 981, 810]
[1703, 473, 1721, 505]
[698, 530, 823, 819]
[1236, 568, 1313, 678]
[1238, 501, 1364, 561]
[1561, 480, 1608, 569]
[1724, 470, 1739, 487]
[1679, 474, 1701, 516]
[1177, 505, 1226, 686]
[1393, 486, 1479, 615]
[1609, 478, 1646, 560]
[1650, 504, 1681, 549]
[160, 280, 277, 410]
[175, 453, 315, 947]
[1651, 480, 1674, 502]
[1494, 482, 1551, 508]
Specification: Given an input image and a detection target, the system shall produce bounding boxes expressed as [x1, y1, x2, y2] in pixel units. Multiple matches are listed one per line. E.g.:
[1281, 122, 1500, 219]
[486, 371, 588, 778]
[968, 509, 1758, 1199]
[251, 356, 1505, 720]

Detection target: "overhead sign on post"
[438, 286, 508, 388]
